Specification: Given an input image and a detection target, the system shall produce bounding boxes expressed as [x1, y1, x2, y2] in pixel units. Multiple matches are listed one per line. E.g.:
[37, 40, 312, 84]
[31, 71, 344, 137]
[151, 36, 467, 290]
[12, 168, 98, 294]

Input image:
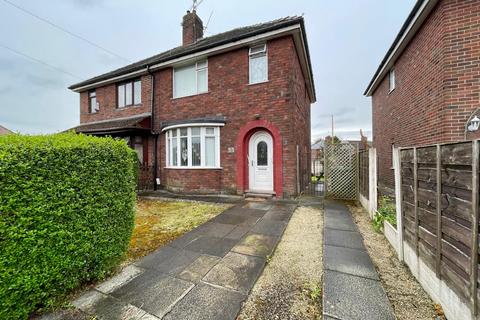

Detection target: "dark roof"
[161, 116, 226, 130]
[364, 0, 429, 96]
[72, 113, 151, 134]
[69, 16, 306, 90]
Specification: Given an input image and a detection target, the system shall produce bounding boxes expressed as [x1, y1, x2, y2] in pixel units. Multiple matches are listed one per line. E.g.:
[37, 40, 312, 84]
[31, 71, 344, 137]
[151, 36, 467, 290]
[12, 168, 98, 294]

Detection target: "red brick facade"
[77, 35, 312, 197]
[371, 0, 480, 195]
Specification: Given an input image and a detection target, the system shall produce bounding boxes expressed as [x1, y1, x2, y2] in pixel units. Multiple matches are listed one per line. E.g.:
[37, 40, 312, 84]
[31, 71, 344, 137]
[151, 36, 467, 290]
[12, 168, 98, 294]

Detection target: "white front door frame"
[248, 131, 274, 192]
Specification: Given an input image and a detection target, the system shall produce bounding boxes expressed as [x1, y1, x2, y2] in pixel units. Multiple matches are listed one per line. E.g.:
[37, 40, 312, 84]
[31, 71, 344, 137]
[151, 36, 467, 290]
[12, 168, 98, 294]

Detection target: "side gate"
[324, 142, 358, 200]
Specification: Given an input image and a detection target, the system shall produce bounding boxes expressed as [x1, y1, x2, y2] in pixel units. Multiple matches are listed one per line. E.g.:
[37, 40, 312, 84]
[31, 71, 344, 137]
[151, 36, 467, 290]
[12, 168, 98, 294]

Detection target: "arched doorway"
[235, 120, 283, 196]
[248, 131, 274, 192]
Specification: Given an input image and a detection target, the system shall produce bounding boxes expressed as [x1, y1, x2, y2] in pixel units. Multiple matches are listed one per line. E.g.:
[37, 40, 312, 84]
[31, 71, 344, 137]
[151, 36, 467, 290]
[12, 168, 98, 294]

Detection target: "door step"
[244, 190, 275, 200]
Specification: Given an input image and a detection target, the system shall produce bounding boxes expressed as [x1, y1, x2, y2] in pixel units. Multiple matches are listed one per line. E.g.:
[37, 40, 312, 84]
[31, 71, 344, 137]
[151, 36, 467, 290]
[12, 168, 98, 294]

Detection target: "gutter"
[69, 22, 315, 99]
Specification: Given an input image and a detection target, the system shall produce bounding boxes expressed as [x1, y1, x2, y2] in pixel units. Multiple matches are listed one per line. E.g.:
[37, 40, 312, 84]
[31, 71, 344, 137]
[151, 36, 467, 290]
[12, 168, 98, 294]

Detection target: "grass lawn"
[127, 198, 230, 260]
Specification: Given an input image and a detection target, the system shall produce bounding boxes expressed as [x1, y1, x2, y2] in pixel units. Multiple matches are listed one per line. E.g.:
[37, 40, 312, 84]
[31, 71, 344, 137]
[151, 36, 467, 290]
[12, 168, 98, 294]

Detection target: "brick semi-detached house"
[364, 0, 480, 197]
[69, 12, 315, 198]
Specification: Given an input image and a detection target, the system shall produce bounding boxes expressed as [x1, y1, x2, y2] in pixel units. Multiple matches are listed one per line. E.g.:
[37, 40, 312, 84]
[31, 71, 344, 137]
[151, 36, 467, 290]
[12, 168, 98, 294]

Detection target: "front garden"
[127, 198, 230, 261]
[0, 133, 230, 319]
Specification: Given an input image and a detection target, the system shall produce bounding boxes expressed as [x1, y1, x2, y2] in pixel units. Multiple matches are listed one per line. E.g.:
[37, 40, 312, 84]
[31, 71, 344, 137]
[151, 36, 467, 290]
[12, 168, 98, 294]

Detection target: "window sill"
[248, 80, 269, 86]
[172, 91, 209, 100]
[164, 166, 222, 170]
[116, 104, 142, 110]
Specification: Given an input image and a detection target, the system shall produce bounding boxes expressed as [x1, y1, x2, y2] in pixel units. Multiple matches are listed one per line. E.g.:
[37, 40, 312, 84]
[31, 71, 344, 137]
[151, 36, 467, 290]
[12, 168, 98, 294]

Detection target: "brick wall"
[155, 36, 310, 196]
[371, 0, 480, 195]
[79, 74, 152, 124]
[78, 35, 312, 197]
[442, 0, 480, 141]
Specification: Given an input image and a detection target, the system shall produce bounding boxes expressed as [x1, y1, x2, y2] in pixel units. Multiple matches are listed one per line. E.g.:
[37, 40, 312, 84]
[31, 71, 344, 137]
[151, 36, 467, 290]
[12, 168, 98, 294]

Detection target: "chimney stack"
[182, 10, 204, 46]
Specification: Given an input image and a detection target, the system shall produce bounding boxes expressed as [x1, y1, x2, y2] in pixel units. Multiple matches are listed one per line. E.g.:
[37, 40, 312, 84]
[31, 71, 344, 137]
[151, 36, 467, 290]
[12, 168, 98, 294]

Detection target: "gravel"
[236, 205, 323, 320]
[347, 204, 445, 320]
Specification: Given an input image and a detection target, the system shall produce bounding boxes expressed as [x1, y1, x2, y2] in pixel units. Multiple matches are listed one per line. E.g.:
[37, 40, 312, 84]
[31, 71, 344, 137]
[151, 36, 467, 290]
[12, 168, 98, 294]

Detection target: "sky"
[0, 0, 415, 141]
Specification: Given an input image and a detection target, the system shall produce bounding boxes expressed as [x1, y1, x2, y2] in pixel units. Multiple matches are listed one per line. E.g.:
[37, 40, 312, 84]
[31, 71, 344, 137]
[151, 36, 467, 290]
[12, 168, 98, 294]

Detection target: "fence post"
[356, 144, 359, 201]
[324, 144, 328, 198]
[369, 148, 378, 217]
[413, 147, 419, 256]
[394, 147, 404, 261]
[296, 145, 300, 195]
[436, 145, 442, 277]
[471, 140, 479, 316]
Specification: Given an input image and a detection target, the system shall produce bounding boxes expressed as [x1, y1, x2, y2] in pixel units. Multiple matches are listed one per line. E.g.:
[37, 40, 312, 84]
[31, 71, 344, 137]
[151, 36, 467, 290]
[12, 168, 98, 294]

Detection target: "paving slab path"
[71, 200, 297, 320]
[322, 200, 395, 320]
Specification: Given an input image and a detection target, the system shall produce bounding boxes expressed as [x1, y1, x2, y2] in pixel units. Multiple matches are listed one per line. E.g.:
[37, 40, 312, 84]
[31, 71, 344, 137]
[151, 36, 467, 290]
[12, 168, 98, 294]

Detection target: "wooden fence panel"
[399, 141, 480, 314]
[358, 150, 369, 199]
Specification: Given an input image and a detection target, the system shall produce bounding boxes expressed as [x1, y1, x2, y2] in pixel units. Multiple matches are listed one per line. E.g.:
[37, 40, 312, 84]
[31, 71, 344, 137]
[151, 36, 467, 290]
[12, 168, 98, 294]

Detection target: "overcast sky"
[0, 0, 415, 141]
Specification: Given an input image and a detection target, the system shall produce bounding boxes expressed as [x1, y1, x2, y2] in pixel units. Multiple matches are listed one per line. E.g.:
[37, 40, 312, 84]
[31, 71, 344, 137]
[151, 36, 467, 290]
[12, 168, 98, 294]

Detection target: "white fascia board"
[161, 122, 225, 132]
[365, 0, 438, 96]
[73, 24, 303, 93]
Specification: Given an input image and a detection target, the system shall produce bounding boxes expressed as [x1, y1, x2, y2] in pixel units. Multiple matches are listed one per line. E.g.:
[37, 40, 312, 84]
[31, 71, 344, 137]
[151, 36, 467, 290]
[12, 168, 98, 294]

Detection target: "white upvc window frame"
[172, 59, 208, 99]
[388, 68, 395, 93]
[165, 125, 221, 169]
[249, 43, 268, 84]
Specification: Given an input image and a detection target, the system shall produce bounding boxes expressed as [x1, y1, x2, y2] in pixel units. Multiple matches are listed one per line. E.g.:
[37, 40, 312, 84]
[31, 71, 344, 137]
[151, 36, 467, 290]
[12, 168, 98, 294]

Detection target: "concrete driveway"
[72, 200, 297, 320]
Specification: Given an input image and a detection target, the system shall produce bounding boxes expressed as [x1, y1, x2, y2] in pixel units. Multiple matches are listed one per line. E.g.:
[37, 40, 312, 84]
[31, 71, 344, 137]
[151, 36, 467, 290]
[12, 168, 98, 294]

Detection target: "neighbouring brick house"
[364, 0, 480, 197]
[69, 12, 315, 198]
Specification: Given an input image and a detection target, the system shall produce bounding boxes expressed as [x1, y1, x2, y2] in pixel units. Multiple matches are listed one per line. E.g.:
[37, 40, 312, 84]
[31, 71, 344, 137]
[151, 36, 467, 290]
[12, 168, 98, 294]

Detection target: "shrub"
[372, 196, 397, 233]
[0, 133, 137, 319]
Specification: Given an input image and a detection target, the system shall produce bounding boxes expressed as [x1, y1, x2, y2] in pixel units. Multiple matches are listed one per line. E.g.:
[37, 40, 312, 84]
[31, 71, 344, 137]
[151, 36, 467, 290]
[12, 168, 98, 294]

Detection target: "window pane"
[196, 60, 207, 69]
[257, 141, 268, 165]
[90, 97, 97, 113]
[249, 44, 266, 55]
[125, 82, 133, 106]
[134, 143, 143, 164]
[134, 80, 141, 104]
[191, 127, 200, 136]
[180, 128, 188, 136]
[172, 137, 178, 166]
[250, 55, 267, 84]
[174, 65, 196, 97]
[206, 127, 215, 135]
[205, 136, 215, 167]
[180, 137, 188, 166]
[197, 69, 207, 93]
[167, 137, 170, 166]
[172, 129, 177, 137]
[117, 85, 125, 108]
[192, 136, 201, 166]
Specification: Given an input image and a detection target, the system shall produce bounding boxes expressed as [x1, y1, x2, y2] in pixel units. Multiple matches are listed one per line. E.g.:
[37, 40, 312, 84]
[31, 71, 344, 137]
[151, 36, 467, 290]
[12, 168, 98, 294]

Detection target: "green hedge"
[0, 133, 137, 319]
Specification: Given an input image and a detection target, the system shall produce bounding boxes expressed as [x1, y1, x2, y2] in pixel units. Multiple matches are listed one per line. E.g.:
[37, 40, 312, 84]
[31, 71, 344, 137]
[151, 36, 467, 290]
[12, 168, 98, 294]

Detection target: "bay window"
[166, 126, 220, 168]
[173, 60, 208, 98]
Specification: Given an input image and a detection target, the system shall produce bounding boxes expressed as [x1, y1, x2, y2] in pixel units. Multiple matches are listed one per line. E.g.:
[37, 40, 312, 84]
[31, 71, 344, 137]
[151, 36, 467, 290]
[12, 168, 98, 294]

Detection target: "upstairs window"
[166, 126, 220, 168]
[249, 44, 268, 84]
[389, 68, 395, 93]
[88, 90, 98, 113]
[117, 79, 141, 108]
[173, 60, 208, 98]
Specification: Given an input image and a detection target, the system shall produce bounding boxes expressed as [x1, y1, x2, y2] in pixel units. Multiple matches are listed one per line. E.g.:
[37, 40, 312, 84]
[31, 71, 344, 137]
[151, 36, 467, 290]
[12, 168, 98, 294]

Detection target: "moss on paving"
[127, 199, 230, 260]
